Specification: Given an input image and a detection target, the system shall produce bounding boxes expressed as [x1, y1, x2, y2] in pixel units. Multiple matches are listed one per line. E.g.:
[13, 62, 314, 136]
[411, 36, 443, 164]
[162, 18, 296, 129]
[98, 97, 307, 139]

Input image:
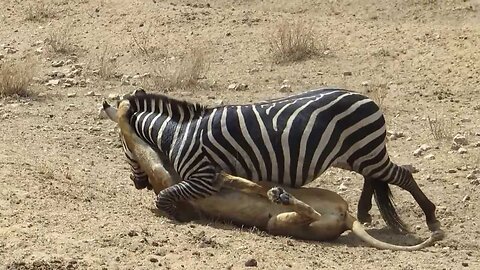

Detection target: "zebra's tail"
[371, 179, 409, 233]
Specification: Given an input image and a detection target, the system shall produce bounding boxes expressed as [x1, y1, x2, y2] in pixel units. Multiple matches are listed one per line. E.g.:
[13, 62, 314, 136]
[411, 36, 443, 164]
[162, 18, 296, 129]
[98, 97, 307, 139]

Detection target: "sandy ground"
[1, 0, 480, 269]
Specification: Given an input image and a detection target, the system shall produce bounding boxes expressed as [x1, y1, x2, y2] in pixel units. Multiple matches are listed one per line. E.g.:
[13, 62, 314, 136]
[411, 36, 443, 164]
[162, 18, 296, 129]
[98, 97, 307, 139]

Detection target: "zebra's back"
[201, 88, 386, 187]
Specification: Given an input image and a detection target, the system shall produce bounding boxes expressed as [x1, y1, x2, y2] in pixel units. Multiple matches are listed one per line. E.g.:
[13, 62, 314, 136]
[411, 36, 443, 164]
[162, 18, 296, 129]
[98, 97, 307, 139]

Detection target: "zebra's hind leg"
[357, 179, 374, 224]
[369, 163, 441, 235]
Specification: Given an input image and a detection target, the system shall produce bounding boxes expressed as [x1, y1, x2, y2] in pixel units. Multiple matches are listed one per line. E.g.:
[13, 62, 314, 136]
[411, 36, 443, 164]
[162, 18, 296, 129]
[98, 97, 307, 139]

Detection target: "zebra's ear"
[133, 88, 147, 96]
[103, 100, 118, 123]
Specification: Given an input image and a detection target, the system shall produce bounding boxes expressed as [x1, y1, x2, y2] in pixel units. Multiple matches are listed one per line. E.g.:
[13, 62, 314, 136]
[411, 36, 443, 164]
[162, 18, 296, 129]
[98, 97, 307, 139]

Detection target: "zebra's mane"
[126, 92, 208, 118]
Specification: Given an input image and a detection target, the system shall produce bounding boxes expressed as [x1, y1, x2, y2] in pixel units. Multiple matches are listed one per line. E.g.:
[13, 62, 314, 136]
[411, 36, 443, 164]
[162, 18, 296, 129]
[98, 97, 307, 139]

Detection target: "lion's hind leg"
[266, 187, 344, 241]
[267, 187, 323, 221]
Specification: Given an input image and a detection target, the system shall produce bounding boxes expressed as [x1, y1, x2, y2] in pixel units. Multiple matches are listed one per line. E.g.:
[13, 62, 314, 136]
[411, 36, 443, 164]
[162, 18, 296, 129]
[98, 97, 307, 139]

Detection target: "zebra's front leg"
[155, 177, 220, 221]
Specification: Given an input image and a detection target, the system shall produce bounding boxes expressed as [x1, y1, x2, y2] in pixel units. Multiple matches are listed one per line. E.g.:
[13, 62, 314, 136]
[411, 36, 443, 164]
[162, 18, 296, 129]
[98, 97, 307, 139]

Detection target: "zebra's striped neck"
[126, 93, 209, 174]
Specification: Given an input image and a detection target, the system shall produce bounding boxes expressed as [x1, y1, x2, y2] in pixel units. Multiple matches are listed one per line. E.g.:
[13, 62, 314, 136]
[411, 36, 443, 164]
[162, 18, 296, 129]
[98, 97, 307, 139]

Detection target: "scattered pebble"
[244, 258, 257, 267]
[453, 183, 460, 188]
[149, 257, 158, 263]
[46, 79, 60, 86]
[471, 179, 479, 185]
[361, 81, 369, 86]
[227, 83, 248, 91]
[466, 172, 477, 180]
[462, 195, 470, 202]
[85, 91, 96, 96]
[457, 147, 467, 154]
[279, 84, 292, 93]
[343, 71, 352, 76]
[51, 60, 64, 67]
[0, 53, 4, 60]
[127, 230, 138, 237]
[67, 93, 77, 98]
[447, 169, 457, 173]
[424, 154, 435, 160]
[453, 134, 468, 146]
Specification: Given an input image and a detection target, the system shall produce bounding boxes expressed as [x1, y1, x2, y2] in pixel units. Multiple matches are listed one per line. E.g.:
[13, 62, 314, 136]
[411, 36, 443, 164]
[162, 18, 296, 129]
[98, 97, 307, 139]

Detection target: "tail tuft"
[372, 180, 409, 233]
[102, 100, 111, 110]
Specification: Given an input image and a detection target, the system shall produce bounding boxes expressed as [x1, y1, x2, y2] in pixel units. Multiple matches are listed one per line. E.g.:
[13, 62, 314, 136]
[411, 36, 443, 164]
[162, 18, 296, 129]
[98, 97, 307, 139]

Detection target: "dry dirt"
[1, 0, 480, 269]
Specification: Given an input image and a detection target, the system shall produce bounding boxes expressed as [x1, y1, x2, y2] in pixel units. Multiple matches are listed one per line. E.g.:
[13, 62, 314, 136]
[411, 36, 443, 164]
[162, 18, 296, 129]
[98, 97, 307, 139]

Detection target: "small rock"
[92, 69, 100, 75]
[51, 60, 64, 67]
[46, 79, 60, 86]
[244, 258, 257, 267]
[361, 81, 369, 86]
[420, 144, 431, 151]
[149, 257, 158, 263]
[473, 141, 480, 147]
[127, 230, 138, 237]
[462, 195, 470, 202]
[453, 134, 468, 146]
[470, 179, 479, 185]
[453, 182, 459, 188]
[462, 262, 469, 267]
[67, 93, 76, 98]
[34, 47, 43, 54]
[447, 169, 457, 173]
[343, 71, 352, 76]
[0, 53, 4, 60]
[5, 47, 17, 54]
[338, 182, 348, 191]
[424, 154, 435, 160]
[457, 147, 467, 154]
[451, 143, 461, 151]
[85, 91, 96, 96]
[279, 84, 292, 93]
[227, 83, 248, 91]
[466, 173, 477, 180]
[413, 148, 424, 157]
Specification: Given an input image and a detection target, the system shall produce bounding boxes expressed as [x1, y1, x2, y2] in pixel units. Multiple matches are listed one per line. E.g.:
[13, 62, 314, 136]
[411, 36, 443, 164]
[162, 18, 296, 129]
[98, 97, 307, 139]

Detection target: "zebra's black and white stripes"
[121, 88, 439, 232]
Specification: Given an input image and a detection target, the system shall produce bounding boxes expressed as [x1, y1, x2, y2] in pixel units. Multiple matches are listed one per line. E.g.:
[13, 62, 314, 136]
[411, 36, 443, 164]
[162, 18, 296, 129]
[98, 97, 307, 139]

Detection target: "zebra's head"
[103, 100, 153, 190]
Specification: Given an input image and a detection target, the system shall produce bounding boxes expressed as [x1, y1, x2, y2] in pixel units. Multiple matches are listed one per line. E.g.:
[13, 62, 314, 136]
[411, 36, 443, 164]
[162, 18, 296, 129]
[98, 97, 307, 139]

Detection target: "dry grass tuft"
[45, 26, 76, 55]
[366, 83, 389, 110]
[25, 0, 55, 22]
[98, 48, 117, 80]
[269, 20, 320, 63]
[427, 115, 453, 141]
[131, 30, 158, 58]
[0, 59, 35, 97]
[143, 48, 208, 91]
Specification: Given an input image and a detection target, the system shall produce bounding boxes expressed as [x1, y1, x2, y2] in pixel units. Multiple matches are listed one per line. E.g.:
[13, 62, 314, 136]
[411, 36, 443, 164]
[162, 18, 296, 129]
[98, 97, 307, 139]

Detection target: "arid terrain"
[1, 0, 480, 269]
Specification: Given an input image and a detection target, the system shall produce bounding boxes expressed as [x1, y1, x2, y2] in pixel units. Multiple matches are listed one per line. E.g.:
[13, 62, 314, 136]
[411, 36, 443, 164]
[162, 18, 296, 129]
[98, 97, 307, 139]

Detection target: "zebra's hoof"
[357, 213, 373, 224]
[267, 187, 291, 205]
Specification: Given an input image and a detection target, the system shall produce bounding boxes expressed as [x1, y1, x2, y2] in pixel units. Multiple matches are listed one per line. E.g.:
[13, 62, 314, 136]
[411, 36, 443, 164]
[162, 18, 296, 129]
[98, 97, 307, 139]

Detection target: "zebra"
[115, 88, 440, 233]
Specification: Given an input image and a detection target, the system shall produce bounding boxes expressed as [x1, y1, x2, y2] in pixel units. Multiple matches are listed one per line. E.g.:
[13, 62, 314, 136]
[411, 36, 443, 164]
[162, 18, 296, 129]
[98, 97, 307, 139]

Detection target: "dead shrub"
[45, 26, 76, 55]
[269, 20, 320, 63]
[25, 0, 55, 22]
[143, 48, 208, 91]
[365, 83, 388, 110]
[98, 48, 117, 80]
[0, 59, 35, 97]
[427, 115, 452, 141]
[131, 30, 157, 57]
